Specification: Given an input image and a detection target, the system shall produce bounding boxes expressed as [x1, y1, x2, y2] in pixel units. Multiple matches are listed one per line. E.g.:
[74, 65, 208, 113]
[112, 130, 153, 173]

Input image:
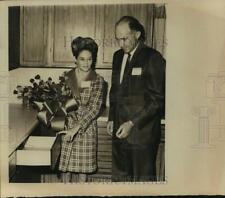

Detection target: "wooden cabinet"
[52, 5, 97, 64]
[20, 4, 155, 68]
[20, 6, 47, 66]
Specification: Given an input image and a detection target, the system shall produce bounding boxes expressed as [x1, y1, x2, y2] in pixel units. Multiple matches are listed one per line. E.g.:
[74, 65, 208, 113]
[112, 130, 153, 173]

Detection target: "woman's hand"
[64, 124, 80, 142]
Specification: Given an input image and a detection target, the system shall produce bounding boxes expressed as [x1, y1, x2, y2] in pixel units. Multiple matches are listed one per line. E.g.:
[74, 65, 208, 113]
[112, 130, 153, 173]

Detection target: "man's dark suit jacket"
[109, 42, 166, 145]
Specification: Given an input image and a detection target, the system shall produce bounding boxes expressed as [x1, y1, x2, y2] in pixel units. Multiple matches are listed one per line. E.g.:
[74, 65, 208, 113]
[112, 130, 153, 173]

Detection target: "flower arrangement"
[13, 72, 72, 105]
[13, 72, 78, 132]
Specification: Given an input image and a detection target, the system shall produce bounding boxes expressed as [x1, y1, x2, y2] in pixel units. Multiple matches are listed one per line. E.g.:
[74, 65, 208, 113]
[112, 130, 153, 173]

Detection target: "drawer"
[17, 150, 51, 166]
[16, 136, 61, 170]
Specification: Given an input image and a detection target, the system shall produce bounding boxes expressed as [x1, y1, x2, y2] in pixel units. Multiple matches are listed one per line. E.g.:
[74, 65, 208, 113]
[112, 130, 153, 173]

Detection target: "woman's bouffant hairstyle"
[71, 37, 98, 70]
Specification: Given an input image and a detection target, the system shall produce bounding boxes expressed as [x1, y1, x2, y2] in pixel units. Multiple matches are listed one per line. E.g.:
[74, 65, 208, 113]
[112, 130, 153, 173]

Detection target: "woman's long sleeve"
[78, 77, 104, 133]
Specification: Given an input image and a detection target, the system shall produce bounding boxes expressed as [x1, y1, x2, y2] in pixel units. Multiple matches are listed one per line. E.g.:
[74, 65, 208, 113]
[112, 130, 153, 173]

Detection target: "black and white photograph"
[8, 3, 166, 183]
[1, 0, 225, 197]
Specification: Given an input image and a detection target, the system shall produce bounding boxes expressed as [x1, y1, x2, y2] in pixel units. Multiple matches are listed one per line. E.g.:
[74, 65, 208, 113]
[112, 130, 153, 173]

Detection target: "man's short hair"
[116, 16, 146, 41]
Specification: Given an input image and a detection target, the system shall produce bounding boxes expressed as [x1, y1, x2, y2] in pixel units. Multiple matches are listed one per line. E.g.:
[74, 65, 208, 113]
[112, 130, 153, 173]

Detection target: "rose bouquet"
[13, 73, 72, 104]
[13, 72, 78, 132]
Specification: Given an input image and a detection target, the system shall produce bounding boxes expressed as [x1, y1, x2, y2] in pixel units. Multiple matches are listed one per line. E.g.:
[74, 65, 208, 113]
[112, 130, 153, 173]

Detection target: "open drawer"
[16, 135, 61, 170]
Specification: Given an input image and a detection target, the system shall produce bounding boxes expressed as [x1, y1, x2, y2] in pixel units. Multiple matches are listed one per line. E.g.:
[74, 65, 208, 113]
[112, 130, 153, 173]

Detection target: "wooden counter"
[9, 102, 38, 156]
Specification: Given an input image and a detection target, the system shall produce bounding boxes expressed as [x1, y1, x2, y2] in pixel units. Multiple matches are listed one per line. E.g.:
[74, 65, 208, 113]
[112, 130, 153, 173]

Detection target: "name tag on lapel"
[81, 81, 91, 88]
[132, 67, 142, 76]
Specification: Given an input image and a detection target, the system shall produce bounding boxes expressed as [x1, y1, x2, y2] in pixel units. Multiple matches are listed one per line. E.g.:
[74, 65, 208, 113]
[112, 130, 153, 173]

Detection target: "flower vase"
[22, 96, 30, 109]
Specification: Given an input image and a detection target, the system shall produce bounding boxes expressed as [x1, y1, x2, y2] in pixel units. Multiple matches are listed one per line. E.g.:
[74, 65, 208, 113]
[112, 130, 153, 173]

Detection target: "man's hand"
[116, 121, 134, 139]
[107, 121, 113, 136]
[64, 124, 80, 142]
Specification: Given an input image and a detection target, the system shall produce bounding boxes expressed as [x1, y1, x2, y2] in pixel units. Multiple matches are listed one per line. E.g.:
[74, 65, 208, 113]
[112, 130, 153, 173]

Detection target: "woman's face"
[76, 50, 93, 72]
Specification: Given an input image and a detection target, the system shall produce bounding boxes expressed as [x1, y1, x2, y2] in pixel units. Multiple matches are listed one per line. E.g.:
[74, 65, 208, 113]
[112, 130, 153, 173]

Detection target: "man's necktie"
[121, 53, 131, 83]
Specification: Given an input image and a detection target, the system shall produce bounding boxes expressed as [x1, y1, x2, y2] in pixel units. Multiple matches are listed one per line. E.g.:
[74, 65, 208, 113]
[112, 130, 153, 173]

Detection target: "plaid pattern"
[59, 75, 104, 173]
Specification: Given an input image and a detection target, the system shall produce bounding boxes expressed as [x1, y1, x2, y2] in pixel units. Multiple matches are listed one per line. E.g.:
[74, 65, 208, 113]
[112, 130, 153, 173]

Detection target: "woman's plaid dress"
[59, 72, 104, 173]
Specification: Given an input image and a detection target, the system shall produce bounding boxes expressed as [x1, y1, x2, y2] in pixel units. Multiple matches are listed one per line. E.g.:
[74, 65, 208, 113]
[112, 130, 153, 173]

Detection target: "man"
[107, 16, 165, 182]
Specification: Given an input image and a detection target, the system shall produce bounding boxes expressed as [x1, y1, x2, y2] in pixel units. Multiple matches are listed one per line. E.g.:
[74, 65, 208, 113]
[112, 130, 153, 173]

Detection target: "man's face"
[115, 22, 140, 53]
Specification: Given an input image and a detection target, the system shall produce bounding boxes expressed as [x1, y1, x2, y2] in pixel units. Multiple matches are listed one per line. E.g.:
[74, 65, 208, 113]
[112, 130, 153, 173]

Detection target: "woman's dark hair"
[115, 16, 145, 42]
[71, 37, 98, 70]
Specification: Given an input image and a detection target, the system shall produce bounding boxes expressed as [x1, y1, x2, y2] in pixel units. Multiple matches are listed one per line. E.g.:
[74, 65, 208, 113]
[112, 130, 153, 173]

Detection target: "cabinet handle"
[64, 36, 66, 48]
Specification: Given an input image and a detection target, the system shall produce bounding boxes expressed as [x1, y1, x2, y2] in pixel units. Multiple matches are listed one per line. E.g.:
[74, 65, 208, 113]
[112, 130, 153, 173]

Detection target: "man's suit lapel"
[129, 41, 146, 69]
[120, 42, 146, 85]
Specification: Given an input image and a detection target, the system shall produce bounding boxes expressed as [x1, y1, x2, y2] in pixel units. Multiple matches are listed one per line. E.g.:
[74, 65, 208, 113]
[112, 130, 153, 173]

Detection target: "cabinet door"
[101, 4, 154, 66]
[52, 5, 97, 65]
[20, 6, 47, 66]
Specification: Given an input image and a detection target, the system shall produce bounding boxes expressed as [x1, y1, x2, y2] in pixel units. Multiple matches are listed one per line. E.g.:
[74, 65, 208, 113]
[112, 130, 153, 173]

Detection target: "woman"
[58, 37, 105, 182]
